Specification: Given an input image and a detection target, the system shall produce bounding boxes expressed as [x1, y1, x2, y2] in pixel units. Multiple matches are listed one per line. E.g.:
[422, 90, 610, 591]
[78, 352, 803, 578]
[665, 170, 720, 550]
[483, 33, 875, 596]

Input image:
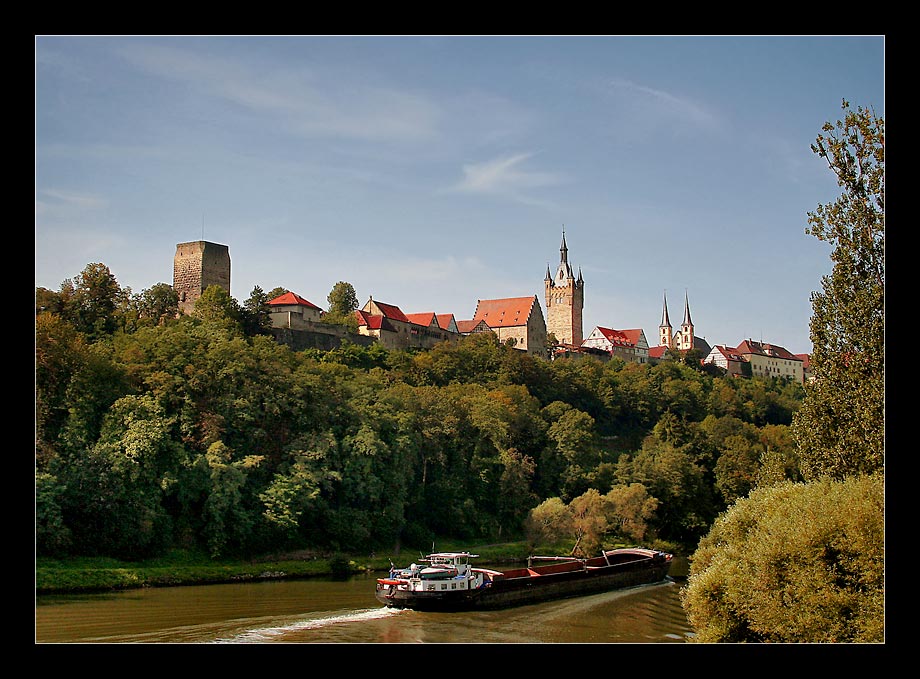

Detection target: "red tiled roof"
[648, 345, 668, 359]
[620, 329, 644, 346]
[734, 339, 801, 361]
[268, 291, 322, 310]
[472, 296, 537, 328]
[405, 312, 437, 327]
[436, 313, 456, 331]
[371, 300, 410, 323]
[457, 319, 489, 333]
[355, 309, 392, 331]
[714, 345, 745, 362]
[591, 326, 643, 347]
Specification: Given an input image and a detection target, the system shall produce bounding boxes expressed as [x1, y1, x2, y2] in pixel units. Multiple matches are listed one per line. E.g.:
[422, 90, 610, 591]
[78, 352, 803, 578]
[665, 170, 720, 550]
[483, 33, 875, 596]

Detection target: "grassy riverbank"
[35, 542, 544, 595]
[37, 539, 683, 595]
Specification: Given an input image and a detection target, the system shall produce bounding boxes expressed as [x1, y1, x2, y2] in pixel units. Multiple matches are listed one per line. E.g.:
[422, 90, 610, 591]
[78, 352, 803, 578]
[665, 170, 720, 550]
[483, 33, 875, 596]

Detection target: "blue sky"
[35, 36, 885, 355]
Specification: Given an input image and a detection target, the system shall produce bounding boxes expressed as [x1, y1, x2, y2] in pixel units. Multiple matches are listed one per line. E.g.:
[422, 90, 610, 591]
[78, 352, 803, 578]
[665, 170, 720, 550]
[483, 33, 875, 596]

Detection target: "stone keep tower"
[544, 229, 584, 346]
[173, 241, 231, 315]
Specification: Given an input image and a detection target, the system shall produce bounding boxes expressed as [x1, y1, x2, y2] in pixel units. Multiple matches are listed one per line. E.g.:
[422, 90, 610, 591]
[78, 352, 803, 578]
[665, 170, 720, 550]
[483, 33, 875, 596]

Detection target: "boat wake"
[215, 606, 401, 643]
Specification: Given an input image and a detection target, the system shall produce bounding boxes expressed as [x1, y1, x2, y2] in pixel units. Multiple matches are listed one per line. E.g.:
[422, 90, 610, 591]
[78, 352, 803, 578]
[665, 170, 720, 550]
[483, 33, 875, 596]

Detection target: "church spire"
[683, 289, 693, 326]
[660, 291, 671, 328]
[560, 226, 568, 265]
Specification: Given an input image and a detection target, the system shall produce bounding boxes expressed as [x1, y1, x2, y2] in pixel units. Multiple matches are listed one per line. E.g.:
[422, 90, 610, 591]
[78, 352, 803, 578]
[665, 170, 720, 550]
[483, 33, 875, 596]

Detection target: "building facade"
[470, 295, 547, 355]
[734, 339, 805, 383]
[173, 241, 231, 315]
[702, 344, 747, 378]
[582, 326, 650, 364]
[544, 230, 584, 347]
[268, 291, 324, 328]
[356, 298, 459, 350]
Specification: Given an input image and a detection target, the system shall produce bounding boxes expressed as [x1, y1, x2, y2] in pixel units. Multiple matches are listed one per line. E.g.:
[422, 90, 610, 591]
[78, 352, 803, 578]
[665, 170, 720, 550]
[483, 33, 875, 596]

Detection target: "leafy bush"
[680, 474, 883, 642]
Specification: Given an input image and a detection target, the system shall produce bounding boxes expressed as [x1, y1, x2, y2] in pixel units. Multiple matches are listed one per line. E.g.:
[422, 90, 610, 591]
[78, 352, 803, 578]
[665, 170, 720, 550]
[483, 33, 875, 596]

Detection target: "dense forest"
[35, 269, 805, 561]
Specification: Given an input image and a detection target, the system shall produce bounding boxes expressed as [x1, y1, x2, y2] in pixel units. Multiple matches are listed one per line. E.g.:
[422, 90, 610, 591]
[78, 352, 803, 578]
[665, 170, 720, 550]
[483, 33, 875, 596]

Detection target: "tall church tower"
[544, 228, 584, 346]
[173, 240, 231, 315]
[659, 291, 673, 348]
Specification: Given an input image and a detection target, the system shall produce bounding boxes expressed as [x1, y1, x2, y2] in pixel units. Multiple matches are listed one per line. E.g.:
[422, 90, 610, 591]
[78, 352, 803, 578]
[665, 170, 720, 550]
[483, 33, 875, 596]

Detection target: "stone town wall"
[270, 325, 376, 352]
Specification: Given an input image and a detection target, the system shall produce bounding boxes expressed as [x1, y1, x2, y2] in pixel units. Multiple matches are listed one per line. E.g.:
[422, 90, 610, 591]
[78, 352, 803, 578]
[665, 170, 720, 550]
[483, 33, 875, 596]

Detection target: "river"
[35, 563, 695, 644]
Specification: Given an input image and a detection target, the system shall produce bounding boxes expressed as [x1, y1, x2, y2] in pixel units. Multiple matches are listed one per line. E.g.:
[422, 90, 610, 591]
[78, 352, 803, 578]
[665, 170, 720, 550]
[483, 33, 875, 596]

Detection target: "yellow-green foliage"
[680, 474, 883, 643]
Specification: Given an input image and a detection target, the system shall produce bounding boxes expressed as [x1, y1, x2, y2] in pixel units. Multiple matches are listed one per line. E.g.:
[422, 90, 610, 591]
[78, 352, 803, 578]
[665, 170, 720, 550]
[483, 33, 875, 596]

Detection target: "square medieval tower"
[173, 241, 231, 315]
[544, 230, 584, 347]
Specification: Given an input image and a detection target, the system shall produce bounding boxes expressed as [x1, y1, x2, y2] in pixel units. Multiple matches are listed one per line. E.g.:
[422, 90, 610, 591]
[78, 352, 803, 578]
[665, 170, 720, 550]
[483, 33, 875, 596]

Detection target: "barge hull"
[376, 558, 671, 611]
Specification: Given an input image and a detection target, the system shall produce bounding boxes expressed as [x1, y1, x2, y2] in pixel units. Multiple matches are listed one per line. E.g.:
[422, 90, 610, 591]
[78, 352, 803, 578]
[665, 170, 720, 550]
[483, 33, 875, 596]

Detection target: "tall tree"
[323, 281, 359, 331]
[192, 285, 244, 332]
[63, 263, 123, 340]
[791, 100, 884, 481]
[326, 281, 359, 317]
[241, 285, 274, 336]
[136, 283, 180, 326]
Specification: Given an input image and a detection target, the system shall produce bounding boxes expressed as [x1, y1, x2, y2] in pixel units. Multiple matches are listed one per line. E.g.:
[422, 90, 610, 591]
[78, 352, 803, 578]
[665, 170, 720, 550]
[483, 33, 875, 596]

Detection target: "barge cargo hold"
[375, 548, 673, 611]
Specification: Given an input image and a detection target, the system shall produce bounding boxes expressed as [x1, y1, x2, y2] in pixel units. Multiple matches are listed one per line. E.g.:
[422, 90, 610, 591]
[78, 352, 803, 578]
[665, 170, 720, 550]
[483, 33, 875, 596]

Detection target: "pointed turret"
[560, 227, 568, 265]
[660, 291, 671, 328]
[659, 291, 673, 349]
[677, 290, 695, 352]
[683, 290, 693, 326]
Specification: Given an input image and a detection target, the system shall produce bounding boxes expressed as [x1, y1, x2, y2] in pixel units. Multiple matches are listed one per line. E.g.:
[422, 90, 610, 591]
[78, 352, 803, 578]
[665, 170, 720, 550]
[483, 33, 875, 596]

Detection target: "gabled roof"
[648, 345, 669, 359]
[592, 326, 633, 347]
[620, 329, 645, 346]
[587, 326, 645, 348]
[712, 345, 745, 362]
[355, 309, 396, 332]
[472, 296, 538, 328]
[369, 299, 410, 323]
[734, 339, 801, 361]
[405, 312, 438, 328]
[457, 319, 491, 334]
[795, 353, 811, 368]
[268, 291, 322, 310]
[436, 313, 458, 332]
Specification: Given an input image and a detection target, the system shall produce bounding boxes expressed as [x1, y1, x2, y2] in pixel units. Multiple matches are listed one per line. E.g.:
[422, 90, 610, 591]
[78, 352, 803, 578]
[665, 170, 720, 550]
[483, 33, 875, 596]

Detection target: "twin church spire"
[659, 289, 695, 351]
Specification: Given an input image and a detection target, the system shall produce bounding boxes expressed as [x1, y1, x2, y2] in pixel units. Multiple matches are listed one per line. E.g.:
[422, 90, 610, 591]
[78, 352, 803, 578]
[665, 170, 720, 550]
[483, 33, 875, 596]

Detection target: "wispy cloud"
[36, 189, 108, 219]
[607, 77, 720, 130]
[116, 43, 440, 144]
[448, 152, 565, 205]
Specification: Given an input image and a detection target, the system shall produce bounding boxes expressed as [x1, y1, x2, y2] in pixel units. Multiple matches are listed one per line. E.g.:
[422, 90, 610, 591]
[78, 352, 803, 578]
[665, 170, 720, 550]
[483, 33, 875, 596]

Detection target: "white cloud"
[36, 189, 108, 222]
[448, 152, 565, 205]
[608, 77, 719, 130]
[38, 189, 108, 209]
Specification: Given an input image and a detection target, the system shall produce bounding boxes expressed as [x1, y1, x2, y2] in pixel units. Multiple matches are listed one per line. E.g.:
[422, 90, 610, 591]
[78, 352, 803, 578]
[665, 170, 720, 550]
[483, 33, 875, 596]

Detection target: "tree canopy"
[792, 99, 884, 481]
[683, 99, 885, 643]
[680, 475, 884, 642]
[35, 270, 808, 560]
